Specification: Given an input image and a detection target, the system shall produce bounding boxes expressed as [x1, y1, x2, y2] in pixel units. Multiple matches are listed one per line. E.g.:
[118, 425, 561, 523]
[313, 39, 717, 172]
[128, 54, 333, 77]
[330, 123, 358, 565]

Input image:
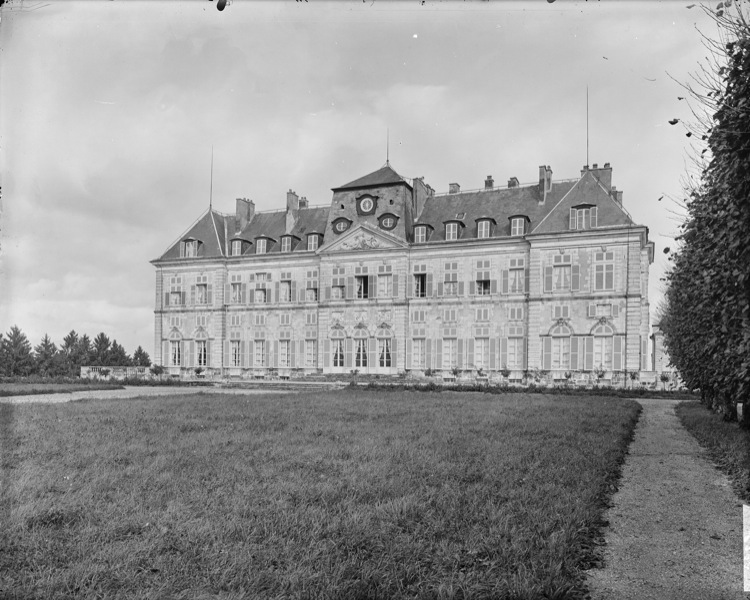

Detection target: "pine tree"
[93, 333, 111, 366]
[133, 346, 151, 367]
[34, 334, 58, 377]
[3, 326, 35, 377]
[108, 340, 131, 366]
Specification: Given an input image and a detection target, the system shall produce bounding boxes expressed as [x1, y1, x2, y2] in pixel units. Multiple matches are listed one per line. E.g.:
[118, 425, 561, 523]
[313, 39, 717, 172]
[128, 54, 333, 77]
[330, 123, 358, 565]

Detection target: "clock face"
[359, 197, 374, 213]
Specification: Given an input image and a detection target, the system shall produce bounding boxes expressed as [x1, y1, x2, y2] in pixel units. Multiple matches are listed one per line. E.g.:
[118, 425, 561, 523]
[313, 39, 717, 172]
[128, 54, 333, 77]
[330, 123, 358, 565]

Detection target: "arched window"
[330, 328, 345, 368]
[377, 327, 392, 368]
[543, 324, 571, 370]
[168, 330, 182, 367]
[353, 326, 369, 368]
[592, 323, 614, 370]
[194, 329, 209, 368]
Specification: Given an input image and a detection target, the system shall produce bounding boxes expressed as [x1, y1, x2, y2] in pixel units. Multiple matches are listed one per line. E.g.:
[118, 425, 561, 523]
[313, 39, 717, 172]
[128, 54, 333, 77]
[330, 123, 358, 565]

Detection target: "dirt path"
[587, 398, 747, 599]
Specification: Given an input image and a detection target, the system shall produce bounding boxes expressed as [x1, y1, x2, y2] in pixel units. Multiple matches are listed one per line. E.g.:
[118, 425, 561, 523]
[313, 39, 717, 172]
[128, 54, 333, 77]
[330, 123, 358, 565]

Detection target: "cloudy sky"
[0, 0, 715, 357]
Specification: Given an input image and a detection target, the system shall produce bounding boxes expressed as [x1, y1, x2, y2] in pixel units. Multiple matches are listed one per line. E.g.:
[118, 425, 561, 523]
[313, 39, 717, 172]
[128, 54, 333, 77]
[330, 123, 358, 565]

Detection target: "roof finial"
[386, 128, 390, 167]
[209, 145, 214, 210]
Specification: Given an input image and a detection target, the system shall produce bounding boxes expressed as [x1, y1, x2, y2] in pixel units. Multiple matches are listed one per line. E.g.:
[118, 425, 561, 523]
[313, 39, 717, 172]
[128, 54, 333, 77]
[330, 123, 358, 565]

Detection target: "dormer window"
[476, 219, 493, 239]
[281, 236, 292, 253]
[415, 226, 426, 243]
[181, 238, 202, 258]
[307, 234, 319, 251]
[511, 217, 525, 236]
[570, 205, 598, 230]
[231, 240, 242, 256]
[256, 239, 267, 254]
[378, 213, 398, 231]
[445, 222, 459, 241]
[332, 218, 351, 234]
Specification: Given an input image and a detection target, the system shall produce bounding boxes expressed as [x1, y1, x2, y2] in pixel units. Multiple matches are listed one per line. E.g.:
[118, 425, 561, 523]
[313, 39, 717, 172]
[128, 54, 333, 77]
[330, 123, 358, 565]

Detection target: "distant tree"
[108, 340, 131, 366]
[33, 334, 58, 377]
[77, 334, 93, 367]
[3, 326, 35, 377]
[60, 330, 80, 376]
[133, 346, 151, 367]
[92, 332, 111, 366]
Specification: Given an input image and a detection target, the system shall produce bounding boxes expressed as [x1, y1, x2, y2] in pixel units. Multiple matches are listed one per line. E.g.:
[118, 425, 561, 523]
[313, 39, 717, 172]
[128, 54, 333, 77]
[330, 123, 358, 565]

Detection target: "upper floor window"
[445, 222, 458, 241]
[379, 214, 398, 231]
[355, 276, 369, 299]
[477, 220, 491, 239]
[256, 239, 267, 254]
[511, 217, 525, 237]
[414, 226, 427, 244]
[231, 240, 242, 256]
[332, 218, 351, 234]
[307, 234, 319, 251]
[281, 237, 292, 253]
[181, 239, 201, 258]
[594, 251, 615, 291]
[570, 205, 598, 230]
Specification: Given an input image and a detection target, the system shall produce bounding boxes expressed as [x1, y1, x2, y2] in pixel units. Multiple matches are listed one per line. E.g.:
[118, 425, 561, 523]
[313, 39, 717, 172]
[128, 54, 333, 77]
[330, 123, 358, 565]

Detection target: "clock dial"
[359, 197, 374, 213]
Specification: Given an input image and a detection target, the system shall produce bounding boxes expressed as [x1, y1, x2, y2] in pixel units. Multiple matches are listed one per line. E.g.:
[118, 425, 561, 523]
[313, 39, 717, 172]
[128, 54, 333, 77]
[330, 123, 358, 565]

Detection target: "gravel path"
[0, 386, 294, 404]
[587, 398, 747, 599]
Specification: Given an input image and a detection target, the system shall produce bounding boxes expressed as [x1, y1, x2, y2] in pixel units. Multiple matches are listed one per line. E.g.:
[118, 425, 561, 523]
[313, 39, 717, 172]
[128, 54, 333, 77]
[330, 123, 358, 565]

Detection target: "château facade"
[152, 161, 654, 383]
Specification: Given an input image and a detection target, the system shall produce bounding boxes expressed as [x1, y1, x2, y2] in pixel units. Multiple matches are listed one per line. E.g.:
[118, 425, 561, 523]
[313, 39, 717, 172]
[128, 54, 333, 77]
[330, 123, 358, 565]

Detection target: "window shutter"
[590, 206, 598, 228]
[469, 282, 476, 296]
[346, 277, 354, 300]
[274, 282, 280, 304]
[490, 279, 498, 295]
[325, 286, 331, 301]
[248, 287, 254, 304]
[187, 341, 195, 368]
[392, 275, 399, 298]
[242, 341, 248, 367]
[181, 291, 186, 305]
[542, 337, 552, 370]
[324, 340, 330, 368]
[406, 339, 412, 370]
[369, 275, 377, 299]
[190, 286, 196, 305]
[408, 275, 414, 298]
[502, 270, 509, 294]
[435, 339, 442, 369]
[241, 284, 247, 304]
[437, 282, 444, 297]
[584, 336, 594, 371]
[544, 267, 553, 293]
[225, 284, 231, 305]
[642, 337, 649, 371]
[391, 338, 397, 368]
[524, 268, 530, 294]
[571, 265, 580, 291]
[291, 282, 297, 304]
[265, 341, 270, 368]
[207, 285, 213, 306]
[290, 341, 296, 368]
[569, 208, 576, 230]
[457, 339, 464, 369]
[500, 338, 508, 369]
[458, 282, 465, 296]
[345, 338, 353, 368]
[369, 337, 377, 368]
[570, 337, 579, 371]
[179, 242, 185, 258]
[427, 273, 434, 297]
[164, 293, 170, 307]
[467, 339, 474, 370]
[206, 340, 212, 367]
[426, 338, 432, 370]
[489, 338, 497, 370]
[613, 336, 624, 371]
[224, 341, 230, 367]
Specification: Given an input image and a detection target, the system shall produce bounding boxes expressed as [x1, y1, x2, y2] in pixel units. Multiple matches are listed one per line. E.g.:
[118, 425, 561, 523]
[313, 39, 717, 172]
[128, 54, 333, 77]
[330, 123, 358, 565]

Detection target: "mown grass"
[0, 382, 123, 397]
[0, 391, 640, 600]
[677, 401, 750, 502]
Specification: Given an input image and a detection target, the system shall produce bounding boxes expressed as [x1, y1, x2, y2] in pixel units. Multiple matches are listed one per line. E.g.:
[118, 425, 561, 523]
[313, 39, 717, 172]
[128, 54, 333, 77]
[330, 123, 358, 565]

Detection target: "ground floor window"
[305, 340, 317, 367]
[412, 339, 425, 369]
[594, 336, 613, 370]
[378, 338, 391, 368]
[170, 341, 181, 366]
[230, 340, 240, 367]
[198, 340, 208, 367]
[474, 338, 488, 370]
[254, 340, 265, 367]
[279, 340, 290, 368]
[552, 336, 570, 370]
[355, 339, 368, 368]
[442, 338, 456, 370]
[507, 337, 523, 369]
[333, 339, 344, 367]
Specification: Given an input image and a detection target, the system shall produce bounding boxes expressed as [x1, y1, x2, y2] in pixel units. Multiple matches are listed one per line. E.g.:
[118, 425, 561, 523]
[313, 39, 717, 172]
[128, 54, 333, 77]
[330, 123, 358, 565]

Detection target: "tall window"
[444, 262, 458, 296]
[184, 241, 198, 257]
[378, 274, 392, 297]
[445, 222, 458, 241]
[306, 287, 318, 302]
[333, 339, 344, 367]
[280, 281, 292, 303]
[507, 337, 523, 369]
[254, 289, 267, 304]
[511, 217, 525, 236]
[414, 273, 427, 297]
[551, 325, 571, 370]
[412, 339, 425, 369]
[355, 339, 368, 368]
[279, 340, 290, 368]
[477, 220, 490, 239]
[509, 258, 525, 293]
[553, 254, 571, 291]
[414, 226, 426, 243]
[476, 259, 490, 295]
[442, 338, 457, 369]
[281, 237, 291, 253]
[230, 341, 240, 367]
[378, 338, 391, 368]
[254, 340, 265, 366]
[305, 340, 317, 367]
[474, 338, 489, 370]
[594, 251, 615, 291]
[307, 235, 319, 251]
[230, 283, 242, 304]
[170, 341, 181, 366]
[593, 323, 614, 370]
[231, 240, 242, 256]
[256, 239, 267, 254]
[196, 283, 208, 304]
[331, 286, 344, 300]
[356, 276, 369, 299]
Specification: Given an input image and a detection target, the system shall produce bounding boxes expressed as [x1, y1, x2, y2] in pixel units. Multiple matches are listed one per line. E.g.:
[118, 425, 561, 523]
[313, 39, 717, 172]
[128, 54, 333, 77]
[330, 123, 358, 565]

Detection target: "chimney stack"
[590, 162, 613, 190]
[286, 189, 300, 212]
[485, 175, 494, 190]
[449, 182, 461, 194]
[538, 165, 552, 203]
[235, 198, 255, 232]
[299, 196, 309, 208]
[508, 177, 519, 188]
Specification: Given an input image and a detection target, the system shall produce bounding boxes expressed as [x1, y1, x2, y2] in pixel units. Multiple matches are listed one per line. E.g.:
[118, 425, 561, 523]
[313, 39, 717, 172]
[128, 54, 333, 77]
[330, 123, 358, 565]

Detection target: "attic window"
[570, 205, 598, 230]
[414, 226, 427, 244]
[256, 239, 267, 254]
[181, 239, 202, 258]
[231, 240, 243, 256]
[307, 234, 319, 251]
[477, 220, 491, 239]
[332, 218, 351, 234]
[511, 217, 525, 236]
[281, 236, 292, 253]
[446, 222, 459, 241]
[379, 213, 398, 231]
[455, 212, 466, 220]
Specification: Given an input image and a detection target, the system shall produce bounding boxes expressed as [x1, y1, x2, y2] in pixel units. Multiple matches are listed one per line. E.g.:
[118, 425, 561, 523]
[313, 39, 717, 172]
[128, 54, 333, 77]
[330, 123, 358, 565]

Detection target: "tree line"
[0, 325, 151, 378]
[661, 2, 750, 416]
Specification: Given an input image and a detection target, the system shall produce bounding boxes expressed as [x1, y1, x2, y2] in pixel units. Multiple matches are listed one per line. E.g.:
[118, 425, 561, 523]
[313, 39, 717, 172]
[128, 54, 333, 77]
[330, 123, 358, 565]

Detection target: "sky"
[0, 0, 717, 358]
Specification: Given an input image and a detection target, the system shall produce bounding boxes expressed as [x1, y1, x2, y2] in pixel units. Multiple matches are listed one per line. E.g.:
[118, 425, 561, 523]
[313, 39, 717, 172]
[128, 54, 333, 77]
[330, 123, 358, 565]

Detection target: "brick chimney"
[507, 177, 519, 188]
[286, 189, 300, 233]
[299, 196, 309, 208]
[591, 162, 612, 190]
[235, 198, 255, 232]
[484, 175, 494, 190]
[449, 183, 461, 194]
[538, 165, 552, 203]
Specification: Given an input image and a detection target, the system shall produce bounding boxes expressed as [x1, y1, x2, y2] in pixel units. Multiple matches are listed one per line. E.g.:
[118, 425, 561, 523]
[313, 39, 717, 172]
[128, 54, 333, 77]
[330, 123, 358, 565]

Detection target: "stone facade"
[152, 162, 654, 382]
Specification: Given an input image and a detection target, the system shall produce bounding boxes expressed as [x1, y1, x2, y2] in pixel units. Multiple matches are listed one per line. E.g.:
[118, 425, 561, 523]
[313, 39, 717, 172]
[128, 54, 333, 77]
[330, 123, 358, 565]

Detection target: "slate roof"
[157, 209, 226, 261]
[333, 164, 412, 191]
[230, 206, 329, 252]
[415, 180, 578, 241]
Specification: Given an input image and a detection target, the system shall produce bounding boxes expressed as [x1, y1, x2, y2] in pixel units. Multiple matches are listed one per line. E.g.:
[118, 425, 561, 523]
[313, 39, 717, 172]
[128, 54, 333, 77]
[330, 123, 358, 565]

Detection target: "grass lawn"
[676, 401, 750, 503]
[0, 382, 123, 397]
[0, 390, 640, 600]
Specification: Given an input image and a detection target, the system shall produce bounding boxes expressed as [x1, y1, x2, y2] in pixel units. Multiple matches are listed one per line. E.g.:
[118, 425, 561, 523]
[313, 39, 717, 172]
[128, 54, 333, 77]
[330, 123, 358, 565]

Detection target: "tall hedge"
[662, 2, 750, 414]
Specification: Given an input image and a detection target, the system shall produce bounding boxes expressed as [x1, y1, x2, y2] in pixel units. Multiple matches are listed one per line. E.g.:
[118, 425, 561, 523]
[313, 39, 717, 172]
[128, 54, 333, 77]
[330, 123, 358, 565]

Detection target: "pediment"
[319, 223, 408, 254]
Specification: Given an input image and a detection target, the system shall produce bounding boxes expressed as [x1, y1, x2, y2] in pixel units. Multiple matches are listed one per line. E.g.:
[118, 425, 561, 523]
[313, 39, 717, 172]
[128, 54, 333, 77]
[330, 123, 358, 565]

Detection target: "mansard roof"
[415, 180, 577, 241]
[332, 164, 412, 192]
[157, 209, 226, 261]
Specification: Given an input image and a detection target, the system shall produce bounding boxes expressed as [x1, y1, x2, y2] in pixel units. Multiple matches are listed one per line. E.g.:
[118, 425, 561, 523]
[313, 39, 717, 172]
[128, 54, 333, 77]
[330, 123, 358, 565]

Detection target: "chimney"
[235, 198, 255, 232]
[615, 190, 623, 204]
[538, 165, 552, 203]
[484, 175, 494, 190]
[449, 183, 461, 194]
[508, 177, 519, 188]
[286, 189, 300, 212]
[299, 196, 309, 208]
[591, 162, 613, 190]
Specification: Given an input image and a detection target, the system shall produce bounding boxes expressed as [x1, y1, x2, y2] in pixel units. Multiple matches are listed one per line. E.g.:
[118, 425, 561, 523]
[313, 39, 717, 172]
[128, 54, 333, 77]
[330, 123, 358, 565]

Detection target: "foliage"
[662, 2, 750, 414]
[133, 346, 151, 367]
[1, 326, 35, 377]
